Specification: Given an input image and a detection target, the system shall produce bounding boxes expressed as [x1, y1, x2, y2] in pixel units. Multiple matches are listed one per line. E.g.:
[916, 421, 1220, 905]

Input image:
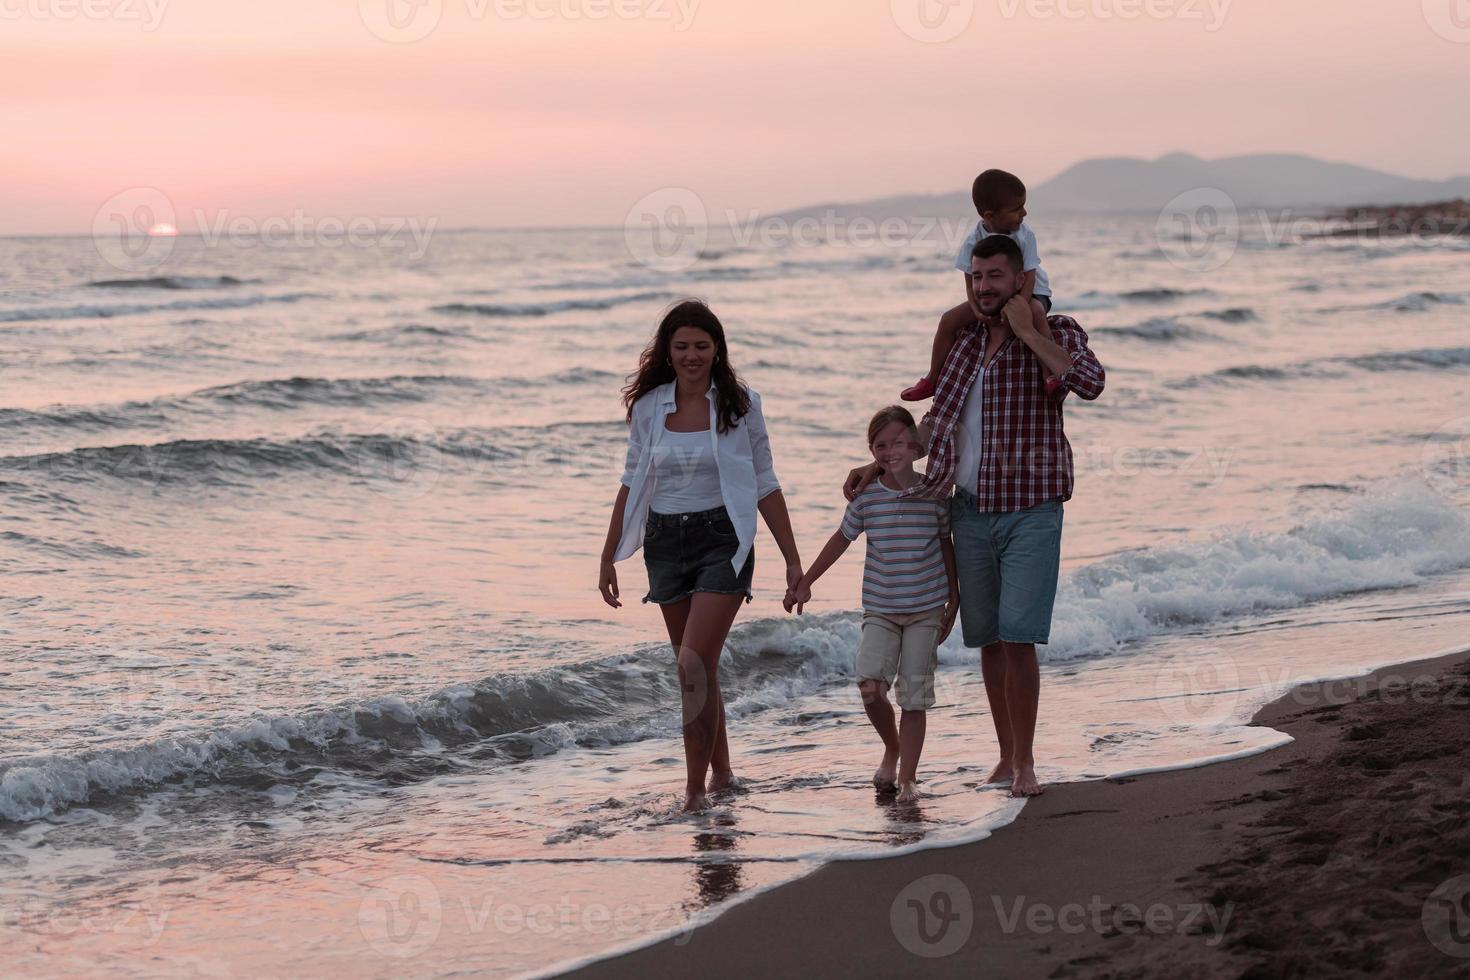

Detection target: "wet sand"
[565, 647, 1470, 978]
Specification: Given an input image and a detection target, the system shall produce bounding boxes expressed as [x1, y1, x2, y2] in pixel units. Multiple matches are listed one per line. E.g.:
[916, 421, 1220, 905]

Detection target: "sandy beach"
[568, 646, 1470, 978]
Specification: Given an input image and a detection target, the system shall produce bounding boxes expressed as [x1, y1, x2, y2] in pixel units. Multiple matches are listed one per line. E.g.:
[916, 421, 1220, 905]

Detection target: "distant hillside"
[775, 153, 1470, 221]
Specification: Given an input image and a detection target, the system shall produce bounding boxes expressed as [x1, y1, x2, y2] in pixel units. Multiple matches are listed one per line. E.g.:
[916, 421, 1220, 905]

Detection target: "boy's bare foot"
[896, 780, 921, 803]
[681, 791, 712, 813]
[1009, 763, 1043, 797]
[984, 761, 1014, 785]
[706, 770, 742, 794]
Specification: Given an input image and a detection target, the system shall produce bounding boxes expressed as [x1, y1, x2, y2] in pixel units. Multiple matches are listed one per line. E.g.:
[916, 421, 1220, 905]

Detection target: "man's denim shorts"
[641, 505, 754, 606]
[950, 492, 1064, 647]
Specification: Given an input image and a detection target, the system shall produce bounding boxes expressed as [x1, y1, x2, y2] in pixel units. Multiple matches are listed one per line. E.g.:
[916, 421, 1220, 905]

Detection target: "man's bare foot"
[873, 760, 898, 793]
[1009, 763, 1043, 797]
[896, 780, 921, 803]
[681, 791, 712, 813]
[706, 770, 743, 794]
[985, 760, 1014, 785]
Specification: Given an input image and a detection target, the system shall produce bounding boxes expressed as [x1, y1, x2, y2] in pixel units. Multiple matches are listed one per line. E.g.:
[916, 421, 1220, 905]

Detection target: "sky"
[3, 0, 1468, 234]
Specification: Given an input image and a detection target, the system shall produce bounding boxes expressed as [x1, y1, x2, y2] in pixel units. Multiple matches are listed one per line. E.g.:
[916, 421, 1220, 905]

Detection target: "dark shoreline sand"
[566, 647, 1470, 978]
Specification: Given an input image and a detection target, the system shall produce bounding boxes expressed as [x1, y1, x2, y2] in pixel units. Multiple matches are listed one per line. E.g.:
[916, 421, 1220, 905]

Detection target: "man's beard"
[977, 290, 1015, 318]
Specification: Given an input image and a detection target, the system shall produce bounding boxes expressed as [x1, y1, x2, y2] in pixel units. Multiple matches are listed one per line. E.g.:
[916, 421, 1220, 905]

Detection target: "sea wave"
[0, 292, 320, 324]
[4, 484, 1463, 823]
[0, 612, 861, 823]
[329, 323, 486, 345]
[0, 418, 623, 487]
[1024, 482, 1470, 665]
[433, 291, 674, 318]
[84, 275, 256, 290]
[1120, 287, 1213, 302]
[1197, 307, 1258, 323]
[1346, 346, 1470, 372]
[1191, 343, 1470, 387]
[0, 375, 490, 439]
[1095, 318, 1220, 343]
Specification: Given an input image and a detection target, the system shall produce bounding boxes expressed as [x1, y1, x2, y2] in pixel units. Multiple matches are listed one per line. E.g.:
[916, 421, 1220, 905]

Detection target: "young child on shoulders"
[784, 406, 959, 802]
[902, 169, 1054, 401]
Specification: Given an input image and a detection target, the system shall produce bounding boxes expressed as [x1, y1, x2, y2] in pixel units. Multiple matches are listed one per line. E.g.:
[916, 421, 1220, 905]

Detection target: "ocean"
[3, 215, 1469, 976]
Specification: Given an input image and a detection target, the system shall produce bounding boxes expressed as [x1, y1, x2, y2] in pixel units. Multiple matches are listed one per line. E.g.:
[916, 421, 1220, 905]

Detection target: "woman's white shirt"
[616, 383, 781, 571]
[648, 427, 725, 515]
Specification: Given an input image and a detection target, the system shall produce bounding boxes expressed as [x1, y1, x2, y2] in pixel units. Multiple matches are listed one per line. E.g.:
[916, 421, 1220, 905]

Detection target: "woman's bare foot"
[681, 791, 712, 813]
[1009, 763, 1043, 797]
[984, 760, 1014, 785]
[706, 769, 741, 794]
[896, 780, 921, 803]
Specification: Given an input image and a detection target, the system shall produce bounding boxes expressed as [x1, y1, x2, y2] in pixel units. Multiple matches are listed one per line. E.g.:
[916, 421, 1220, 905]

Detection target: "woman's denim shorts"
[642, 505, 754, 606]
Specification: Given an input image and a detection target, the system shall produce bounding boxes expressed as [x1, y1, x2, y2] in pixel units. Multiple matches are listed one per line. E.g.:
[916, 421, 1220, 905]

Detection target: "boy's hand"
[844, 462, 882, 501]
[940, 594, 960, 642]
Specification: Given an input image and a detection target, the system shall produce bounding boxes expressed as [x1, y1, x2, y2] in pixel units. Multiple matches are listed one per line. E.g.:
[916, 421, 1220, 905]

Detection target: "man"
[845, 234, 1105, 797]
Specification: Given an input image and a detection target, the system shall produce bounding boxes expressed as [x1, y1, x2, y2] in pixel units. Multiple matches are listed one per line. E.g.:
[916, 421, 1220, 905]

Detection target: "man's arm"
[1003, 298, 1105, 401]
[939, 534, 960, 642]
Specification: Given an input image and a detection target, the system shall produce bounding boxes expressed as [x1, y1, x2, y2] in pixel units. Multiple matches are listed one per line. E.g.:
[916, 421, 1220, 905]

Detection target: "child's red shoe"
[900, 377, 935, 401]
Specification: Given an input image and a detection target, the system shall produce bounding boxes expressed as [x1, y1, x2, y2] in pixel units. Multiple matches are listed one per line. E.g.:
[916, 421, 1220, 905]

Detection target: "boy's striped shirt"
[840, 482, 950, 615]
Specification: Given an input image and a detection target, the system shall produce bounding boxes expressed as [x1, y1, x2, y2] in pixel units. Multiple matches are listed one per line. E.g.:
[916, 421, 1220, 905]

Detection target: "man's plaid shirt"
[903, 314, 1105, 512]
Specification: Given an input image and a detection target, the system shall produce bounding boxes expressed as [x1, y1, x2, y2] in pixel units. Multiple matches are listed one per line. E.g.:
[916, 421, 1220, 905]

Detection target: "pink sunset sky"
[3, 0, 1467, 235]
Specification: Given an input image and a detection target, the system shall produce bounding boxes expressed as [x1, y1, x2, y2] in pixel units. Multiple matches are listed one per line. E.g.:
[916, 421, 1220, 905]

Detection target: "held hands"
[782, 563, 808, 614]
[598, 559, 621, 608]
[783, 577, 812, 615]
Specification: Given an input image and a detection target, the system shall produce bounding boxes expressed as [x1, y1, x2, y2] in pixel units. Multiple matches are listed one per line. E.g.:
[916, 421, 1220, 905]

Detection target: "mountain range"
[775, 153, 1470, 221]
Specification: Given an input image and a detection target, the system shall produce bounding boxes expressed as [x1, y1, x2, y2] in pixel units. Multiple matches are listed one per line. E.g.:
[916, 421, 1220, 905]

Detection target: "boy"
[901, 169, 1053, 401]
[784, 406, 959, 802]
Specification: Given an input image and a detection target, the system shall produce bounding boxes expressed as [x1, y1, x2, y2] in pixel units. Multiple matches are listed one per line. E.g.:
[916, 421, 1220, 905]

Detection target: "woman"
[599, 300, 803, 813]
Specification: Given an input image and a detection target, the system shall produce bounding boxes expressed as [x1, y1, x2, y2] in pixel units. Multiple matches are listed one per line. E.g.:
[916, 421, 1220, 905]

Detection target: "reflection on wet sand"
[877, 794, 933, 848]
[689, 817, 744, 909]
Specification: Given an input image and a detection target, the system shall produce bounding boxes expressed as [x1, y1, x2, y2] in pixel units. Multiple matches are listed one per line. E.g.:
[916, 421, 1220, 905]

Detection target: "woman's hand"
[844, 462, 882, 501]
[598, 559, 621, 608]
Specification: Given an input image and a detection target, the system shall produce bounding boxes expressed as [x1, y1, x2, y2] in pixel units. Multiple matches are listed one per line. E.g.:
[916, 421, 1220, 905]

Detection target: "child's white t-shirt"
[954, 220, 1051, 297]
